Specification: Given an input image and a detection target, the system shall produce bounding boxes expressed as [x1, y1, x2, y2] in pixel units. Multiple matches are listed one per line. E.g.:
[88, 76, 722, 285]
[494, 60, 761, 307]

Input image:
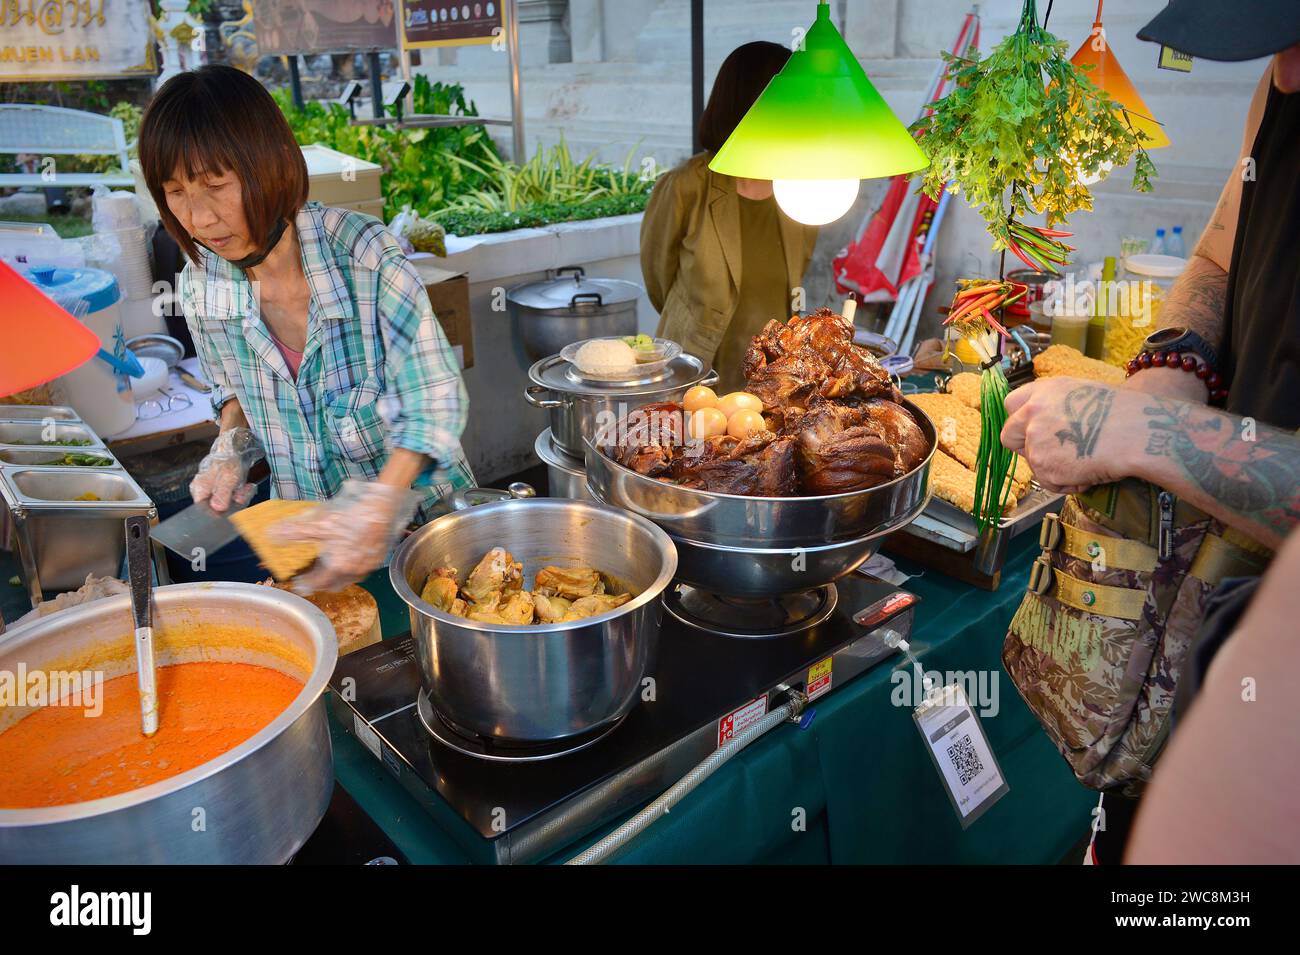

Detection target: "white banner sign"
[0, 0, 157, 82]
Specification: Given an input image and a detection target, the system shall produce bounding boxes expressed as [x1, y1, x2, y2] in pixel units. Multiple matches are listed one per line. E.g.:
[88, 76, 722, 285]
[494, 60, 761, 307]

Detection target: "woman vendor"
[138, 64, 474, 593]
[640, 42, 820, 390]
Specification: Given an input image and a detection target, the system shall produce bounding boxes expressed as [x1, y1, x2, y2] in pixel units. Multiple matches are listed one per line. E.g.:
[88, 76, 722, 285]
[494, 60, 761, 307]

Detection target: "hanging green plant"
[911, 0, 1157, 251]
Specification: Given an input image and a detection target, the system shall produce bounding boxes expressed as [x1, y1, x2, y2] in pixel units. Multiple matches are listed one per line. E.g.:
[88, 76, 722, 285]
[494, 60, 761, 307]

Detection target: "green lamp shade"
[709, 2, 929, 181]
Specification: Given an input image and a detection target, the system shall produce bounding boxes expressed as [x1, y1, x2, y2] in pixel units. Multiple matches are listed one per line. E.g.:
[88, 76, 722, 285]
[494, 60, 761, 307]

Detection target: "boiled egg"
[688, 407, 729, 440]
[683, 385, 719, 413]
[726, 409, 767, 440]
[716, 391, 763, 419]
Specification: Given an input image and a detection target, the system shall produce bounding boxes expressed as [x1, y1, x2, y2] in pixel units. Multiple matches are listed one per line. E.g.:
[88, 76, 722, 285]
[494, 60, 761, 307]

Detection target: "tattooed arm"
[1124, 66, 1271, 402]
[1004, 378, 1299, 550]
[1137, 397, 1299, 549]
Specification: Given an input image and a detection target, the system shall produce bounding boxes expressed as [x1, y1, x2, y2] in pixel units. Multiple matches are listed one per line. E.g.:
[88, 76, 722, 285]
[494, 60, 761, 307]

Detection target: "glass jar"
[1104, 253, 1187, 367]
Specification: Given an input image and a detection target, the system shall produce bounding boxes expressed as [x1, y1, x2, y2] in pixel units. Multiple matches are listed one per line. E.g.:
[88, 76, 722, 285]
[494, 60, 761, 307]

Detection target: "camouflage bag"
[1002, 478, 1271, 794]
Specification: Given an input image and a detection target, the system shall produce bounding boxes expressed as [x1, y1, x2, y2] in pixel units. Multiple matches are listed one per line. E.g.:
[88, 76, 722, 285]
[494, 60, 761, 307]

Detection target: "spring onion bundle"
[944, 286, 1018, 532]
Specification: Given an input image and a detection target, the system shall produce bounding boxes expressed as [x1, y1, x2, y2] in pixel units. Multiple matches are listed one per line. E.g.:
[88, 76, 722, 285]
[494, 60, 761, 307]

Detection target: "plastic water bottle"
[1166, 225, 1185, 258]
[1151, 228, 1167, 256]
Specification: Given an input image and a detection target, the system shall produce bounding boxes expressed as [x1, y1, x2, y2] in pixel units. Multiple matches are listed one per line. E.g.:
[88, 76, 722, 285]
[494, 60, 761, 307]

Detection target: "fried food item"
[928, 449, 1022, 516]
[264, 580, 380, 655]
[947, 372, 983, 410]
[1032, 343, 1125, 385]
[910, 391, 1032, 490]
[533, 593, 574, 623]
[562, 593, 632, 621]
[230, 499, 323, 580]
[534, 566, 605, 599]
[462, 547, 523, 604]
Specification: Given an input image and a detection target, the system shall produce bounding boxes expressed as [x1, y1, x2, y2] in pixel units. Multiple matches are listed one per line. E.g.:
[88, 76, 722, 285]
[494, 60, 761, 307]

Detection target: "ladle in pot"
[125, 515, 159, 736]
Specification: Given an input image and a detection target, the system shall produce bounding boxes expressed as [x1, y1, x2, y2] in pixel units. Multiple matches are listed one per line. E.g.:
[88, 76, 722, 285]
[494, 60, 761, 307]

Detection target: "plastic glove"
[190, 427, 264, 513]
[269, 479, 420, 595]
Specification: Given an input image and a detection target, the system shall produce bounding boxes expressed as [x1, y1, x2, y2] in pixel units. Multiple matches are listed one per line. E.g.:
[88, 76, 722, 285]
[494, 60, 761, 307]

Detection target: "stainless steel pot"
[535, 428, 593, 501]
[526, 353, 717, 459]
[666, 497, 929, 595]
[0, 583, 337, 864]
[583, 398, 935, 596]
[390, 497, 677, 741]
[509, 266, 644, 361]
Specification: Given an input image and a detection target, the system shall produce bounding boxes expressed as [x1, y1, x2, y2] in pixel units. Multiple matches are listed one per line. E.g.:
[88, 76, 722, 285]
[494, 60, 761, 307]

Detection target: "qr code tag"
[913, 683, 1008, 829]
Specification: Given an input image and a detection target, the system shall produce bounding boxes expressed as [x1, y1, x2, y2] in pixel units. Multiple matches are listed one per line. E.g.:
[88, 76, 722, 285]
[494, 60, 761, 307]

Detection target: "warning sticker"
[807, 657, 833, 700]
[718, 694, 768, 747]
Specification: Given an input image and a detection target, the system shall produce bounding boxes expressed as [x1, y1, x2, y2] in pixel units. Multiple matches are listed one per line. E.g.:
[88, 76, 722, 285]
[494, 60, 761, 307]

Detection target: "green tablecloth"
[335, 534, 1095, 864]
[0, 534, 1094, 864]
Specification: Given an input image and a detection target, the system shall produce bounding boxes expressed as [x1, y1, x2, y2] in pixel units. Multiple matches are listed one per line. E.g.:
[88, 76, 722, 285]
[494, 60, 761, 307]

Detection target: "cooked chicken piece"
[498, 590, 536, 625]
[462, 547, 522, 604]
[534, 565, 605, 599]
[420, 573, 461, 612]
[561, 592, 632, 621]
[449, 598, 469, 617]
[533, 593, 574, 623]
[467, 590, 535, 625]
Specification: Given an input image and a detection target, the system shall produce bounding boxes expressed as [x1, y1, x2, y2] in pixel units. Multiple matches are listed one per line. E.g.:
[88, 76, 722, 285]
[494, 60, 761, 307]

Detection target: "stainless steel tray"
[0, 419, 105, 451]
[922, 484, 1062, 543]
[0, 405, 80, 422]
[0, 407, 159, 606]
[0, 467, 151, 512]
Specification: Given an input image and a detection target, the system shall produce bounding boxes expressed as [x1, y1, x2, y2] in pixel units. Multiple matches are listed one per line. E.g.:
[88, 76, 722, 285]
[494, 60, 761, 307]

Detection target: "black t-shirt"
[1221, 82, 1300, 430]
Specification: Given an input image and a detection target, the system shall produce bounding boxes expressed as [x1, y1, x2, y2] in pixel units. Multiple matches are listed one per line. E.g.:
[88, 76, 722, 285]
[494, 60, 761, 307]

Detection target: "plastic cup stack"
[90, 190, 162, 338]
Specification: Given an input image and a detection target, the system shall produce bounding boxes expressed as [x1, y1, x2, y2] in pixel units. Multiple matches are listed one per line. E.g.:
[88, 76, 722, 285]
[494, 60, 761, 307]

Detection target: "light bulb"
[773, 178, 860, 226]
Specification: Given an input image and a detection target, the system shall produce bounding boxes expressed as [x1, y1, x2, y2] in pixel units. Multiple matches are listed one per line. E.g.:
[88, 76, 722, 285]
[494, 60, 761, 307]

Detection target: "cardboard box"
[412, 259, 473, 370]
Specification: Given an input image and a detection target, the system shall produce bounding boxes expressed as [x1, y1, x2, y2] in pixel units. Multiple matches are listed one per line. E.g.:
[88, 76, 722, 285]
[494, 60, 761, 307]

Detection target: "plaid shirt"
[179, 202, 474, 522]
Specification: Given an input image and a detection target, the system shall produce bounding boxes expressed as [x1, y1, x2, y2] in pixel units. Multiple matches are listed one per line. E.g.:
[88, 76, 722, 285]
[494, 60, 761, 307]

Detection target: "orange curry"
[0, 661, 303, 809]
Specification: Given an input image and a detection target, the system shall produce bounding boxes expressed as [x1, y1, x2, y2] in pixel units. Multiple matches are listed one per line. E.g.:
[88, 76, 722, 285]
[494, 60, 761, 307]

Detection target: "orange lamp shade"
[1070, 27, 1170, 150]
[0, 259, 101, 398]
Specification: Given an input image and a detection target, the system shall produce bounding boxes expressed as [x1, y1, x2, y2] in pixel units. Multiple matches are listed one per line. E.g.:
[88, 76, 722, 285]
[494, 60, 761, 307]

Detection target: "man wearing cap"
[999, 1, 1300, 863]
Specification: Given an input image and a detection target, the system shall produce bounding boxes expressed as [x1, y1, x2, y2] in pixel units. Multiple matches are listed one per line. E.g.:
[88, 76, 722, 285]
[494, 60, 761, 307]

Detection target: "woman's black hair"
[698, 41, 792, 154]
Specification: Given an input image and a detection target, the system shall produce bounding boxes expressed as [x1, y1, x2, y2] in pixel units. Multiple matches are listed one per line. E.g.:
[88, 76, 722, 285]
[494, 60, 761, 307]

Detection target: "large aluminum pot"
[526, 353, 717, 460]
[0, 583, 337, 864]
[583, 398, 935, 596]
[535, 428, 593, 502]
[390, 497, 677, 742]
[509, 266, 643, 361]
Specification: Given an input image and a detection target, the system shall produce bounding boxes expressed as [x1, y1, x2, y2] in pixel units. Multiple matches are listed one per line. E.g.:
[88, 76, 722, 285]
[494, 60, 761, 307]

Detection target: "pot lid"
[508, 266, 643, 312]
[529, 351, 714, 396]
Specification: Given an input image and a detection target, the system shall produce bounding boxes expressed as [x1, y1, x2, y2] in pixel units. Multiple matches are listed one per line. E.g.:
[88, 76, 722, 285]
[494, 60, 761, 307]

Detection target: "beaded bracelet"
[1125, 350, 1228, 403]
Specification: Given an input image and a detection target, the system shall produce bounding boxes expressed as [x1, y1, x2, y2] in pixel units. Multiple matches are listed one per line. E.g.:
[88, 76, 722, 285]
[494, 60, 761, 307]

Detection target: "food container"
[389, 497, 677, 742]
[509, 266, 644, 361]
[1106, 254, 1187, 367]
[0, 582, 337, 864]
[21, 264, 137, 437]
[560, 336, 682, 380]
[526, 352, 717, 460]
[0, 407, 154, 602]
[534, 427, 593, 501]
[582, 398, 935, 597]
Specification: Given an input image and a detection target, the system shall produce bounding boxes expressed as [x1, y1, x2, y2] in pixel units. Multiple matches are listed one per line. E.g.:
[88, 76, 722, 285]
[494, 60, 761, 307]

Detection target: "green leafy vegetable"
[912, 0, 1156, 250]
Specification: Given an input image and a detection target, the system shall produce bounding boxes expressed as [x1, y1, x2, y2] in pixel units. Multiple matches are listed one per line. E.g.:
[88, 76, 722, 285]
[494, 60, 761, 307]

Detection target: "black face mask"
[194, 217, 290, 270]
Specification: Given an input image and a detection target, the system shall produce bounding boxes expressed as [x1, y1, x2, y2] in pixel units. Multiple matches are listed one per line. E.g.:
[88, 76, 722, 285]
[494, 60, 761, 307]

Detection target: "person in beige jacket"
[641, 42, 820, 390]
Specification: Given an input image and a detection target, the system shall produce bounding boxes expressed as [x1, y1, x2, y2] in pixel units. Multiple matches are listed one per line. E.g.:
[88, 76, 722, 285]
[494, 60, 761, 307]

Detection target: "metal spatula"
[125, 516, 159, 736]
